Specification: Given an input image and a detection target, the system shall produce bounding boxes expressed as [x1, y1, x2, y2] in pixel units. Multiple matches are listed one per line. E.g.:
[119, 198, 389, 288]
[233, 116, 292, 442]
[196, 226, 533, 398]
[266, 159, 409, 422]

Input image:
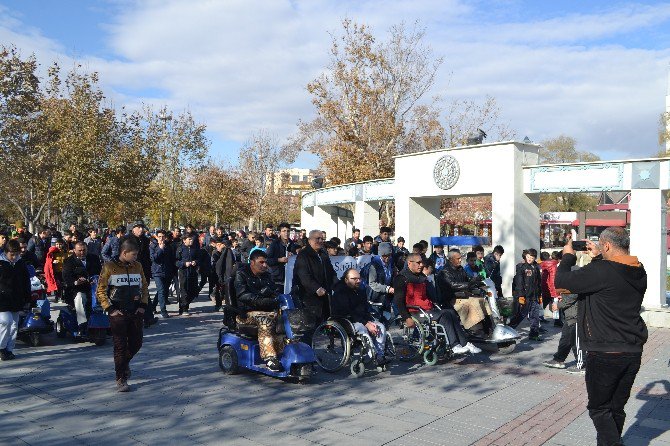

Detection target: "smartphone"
[572, 241, 588, 251]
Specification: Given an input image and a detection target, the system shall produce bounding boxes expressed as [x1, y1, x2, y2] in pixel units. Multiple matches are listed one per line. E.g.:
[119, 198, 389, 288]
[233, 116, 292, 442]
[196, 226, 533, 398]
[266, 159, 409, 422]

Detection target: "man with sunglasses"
[394, 253, 480, 355]
[292, 229, 337, 344]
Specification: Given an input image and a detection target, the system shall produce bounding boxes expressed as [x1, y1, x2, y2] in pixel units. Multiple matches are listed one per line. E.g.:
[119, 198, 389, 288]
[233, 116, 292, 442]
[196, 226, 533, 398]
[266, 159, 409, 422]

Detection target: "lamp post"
[158, 110, 172, 229]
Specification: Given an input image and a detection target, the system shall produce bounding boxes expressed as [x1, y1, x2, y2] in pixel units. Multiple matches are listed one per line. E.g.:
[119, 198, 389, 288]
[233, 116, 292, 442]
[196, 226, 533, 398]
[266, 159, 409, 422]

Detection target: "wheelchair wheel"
[423, 349, 438, 366]
[388, 316, 425, 361]
[312, 321, 350, 372]
[350, 359, 365, 378]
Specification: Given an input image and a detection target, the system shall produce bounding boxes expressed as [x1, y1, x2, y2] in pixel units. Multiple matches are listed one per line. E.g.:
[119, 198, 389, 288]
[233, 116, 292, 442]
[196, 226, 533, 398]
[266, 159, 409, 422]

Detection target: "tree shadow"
[622, 380, 670, 445]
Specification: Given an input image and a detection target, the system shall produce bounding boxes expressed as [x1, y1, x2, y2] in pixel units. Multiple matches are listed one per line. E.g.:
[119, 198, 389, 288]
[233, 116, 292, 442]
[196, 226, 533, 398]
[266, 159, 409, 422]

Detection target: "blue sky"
[1, 0, 670, 164]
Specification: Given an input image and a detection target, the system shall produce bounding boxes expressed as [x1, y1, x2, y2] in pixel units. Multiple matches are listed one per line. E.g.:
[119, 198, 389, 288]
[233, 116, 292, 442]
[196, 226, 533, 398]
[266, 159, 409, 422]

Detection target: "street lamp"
[158, 110, 172, 229]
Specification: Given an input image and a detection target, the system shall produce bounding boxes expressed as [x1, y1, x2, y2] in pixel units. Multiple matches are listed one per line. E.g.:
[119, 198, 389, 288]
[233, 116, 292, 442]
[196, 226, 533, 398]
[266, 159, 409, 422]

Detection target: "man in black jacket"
[555, 228, 647, 446]
[437, 249, 492, 334]
[175, 234, 200, 316]
[234, 250, 283, 372]
[292, 229, 337, 344]
[331, 268, 388, 365]
[266, 222, 294, 289]
[62, 242, 102, 332]
[27, 227, 50, 269]
[214, 238, 236, 312]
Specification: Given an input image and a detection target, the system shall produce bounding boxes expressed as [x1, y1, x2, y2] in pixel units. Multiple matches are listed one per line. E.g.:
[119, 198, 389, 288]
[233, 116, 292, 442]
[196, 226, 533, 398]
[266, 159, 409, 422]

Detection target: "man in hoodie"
[555, 228, 647, 446]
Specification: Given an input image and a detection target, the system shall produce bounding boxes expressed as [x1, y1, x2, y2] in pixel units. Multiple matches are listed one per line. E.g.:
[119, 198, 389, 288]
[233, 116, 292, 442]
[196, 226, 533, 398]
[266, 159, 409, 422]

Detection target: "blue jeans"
[153, 276, 170, 314]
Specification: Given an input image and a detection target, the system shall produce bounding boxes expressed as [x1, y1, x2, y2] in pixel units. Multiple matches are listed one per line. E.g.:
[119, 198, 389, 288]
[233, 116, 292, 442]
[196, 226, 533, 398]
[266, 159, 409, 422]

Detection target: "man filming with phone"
[555, 228, 647, 446]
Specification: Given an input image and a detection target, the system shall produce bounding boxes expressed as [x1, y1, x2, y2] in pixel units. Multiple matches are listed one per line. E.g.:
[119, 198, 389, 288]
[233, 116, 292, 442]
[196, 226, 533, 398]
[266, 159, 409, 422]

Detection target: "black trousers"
[178, 270, 199, 309]
[553, 321, 584, 366]
[585, 352, 641, 446]
[110, 313, 143, 381]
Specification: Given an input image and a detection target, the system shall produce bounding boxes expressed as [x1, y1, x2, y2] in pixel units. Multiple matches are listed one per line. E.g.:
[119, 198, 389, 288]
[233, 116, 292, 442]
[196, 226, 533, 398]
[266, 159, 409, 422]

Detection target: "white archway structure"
[301, 141, 668, 323]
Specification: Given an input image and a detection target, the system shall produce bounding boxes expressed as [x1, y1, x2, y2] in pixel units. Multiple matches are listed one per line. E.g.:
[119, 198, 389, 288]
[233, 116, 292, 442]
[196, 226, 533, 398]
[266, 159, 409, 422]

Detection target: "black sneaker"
[528, 332, 543, 341]
[265, 356, 283, 372]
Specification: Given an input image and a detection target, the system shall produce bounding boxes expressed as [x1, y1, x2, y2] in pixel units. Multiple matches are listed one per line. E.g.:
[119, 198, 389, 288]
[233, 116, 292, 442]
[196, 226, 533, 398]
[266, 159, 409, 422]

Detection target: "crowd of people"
[0, 222, 649, 445]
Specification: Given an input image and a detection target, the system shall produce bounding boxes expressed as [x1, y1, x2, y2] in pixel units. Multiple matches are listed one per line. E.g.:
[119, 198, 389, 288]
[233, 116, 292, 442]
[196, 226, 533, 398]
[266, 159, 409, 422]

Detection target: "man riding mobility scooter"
[56, 275, 109, 346]
[18, 265, 54, 347]
[217, 251, 315, 382]
[431, 236, 520, 354]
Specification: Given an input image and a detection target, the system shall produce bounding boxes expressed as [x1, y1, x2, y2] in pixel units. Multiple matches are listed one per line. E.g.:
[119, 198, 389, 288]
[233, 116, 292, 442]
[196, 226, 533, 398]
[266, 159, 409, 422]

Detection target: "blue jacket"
[150, 240, 174, 278]
[101, 234, 120, 262]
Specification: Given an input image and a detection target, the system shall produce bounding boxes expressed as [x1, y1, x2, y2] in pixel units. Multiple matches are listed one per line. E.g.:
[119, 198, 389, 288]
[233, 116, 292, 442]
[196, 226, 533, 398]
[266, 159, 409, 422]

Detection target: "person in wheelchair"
[437, 249, 493, 336]
[331, 268, 388, 366]
[233, 250, 284, 372]
[393, 253, 480, 355]
[62, 242, 102, 333]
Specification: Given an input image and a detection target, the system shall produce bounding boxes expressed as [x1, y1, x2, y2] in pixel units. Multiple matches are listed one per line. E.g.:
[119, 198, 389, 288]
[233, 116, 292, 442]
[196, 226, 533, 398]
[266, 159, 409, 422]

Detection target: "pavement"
[2, 286, 670, 446]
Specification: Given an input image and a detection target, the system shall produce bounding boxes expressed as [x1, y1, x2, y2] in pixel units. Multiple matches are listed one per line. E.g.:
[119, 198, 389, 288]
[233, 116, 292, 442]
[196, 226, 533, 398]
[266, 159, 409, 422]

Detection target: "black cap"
[132, 220, 145, 228]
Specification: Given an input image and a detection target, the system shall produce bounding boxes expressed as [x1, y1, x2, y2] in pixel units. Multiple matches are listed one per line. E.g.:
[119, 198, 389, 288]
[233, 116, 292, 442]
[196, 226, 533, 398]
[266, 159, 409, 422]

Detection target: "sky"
[1, 0, 670, 166]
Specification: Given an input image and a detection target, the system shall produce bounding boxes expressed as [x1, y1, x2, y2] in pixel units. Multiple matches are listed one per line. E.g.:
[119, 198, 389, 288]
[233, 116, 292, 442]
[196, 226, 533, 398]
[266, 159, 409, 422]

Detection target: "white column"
[395, 196, 440, 246]
[312, 205, 338, 240]
[492, 190, 540, 297]
[354, 201, 380, 238]
[300, 207, 314, 231]
[629, 189, 667, 309]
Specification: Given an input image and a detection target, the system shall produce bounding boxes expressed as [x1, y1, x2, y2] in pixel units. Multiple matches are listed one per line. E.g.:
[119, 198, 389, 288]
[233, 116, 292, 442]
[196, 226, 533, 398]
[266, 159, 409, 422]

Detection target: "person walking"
[149, 230, 173, 319]
[96, 238, 149, 392]
[555, 229, 647, 446]
[175, 234, 199, 316]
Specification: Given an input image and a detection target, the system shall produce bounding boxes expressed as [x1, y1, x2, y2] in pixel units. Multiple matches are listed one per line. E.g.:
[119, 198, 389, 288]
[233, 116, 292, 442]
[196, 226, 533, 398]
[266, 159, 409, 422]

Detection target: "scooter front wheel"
[28, 332, 40, 347]
[219, 345, 239, 375]
[497, 342, 516, 355]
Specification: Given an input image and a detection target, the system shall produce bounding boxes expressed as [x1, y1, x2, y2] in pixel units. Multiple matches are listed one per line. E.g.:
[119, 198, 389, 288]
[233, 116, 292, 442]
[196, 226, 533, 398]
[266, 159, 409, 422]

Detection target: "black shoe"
[529, 332, 543, 341]
[1, 349, 16, 360]
[265, 356, 283, 372]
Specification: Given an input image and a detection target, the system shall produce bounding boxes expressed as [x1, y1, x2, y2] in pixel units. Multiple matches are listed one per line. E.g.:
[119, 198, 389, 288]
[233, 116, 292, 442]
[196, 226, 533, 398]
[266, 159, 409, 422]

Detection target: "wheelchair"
[386, 304, 454, 366]
[311, 315, 395, 378]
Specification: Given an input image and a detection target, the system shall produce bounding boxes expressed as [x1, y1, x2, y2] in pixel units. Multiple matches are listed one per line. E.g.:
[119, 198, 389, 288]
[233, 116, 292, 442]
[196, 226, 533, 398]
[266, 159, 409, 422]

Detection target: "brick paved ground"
[2, 285, 670, 446]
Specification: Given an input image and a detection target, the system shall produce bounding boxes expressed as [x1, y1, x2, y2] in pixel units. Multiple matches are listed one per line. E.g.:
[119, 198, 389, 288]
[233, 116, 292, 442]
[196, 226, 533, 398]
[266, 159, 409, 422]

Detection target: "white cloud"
[1, 0, 669, 160]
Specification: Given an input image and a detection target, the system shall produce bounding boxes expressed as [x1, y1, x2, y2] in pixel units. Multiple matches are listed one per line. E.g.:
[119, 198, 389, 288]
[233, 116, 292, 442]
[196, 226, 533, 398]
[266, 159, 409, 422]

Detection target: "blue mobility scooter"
[217, 281, 315, 382]
[18, 265, 54, 347]
[56, 275, 109, 346]
[430, 236, 521, 354]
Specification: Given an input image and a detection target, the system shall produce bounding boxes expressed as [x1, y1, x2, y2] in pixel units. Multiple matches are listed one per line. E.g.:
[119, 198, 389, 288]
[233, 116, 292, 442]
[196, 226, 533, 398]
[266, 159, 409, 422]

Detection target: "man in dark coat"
[175, 233, 200, 316]
[266, 222, 295, 289]
[149, 230, 173, 318]
[215, 239, 237, 311]
[292, 229, 337, 344]
[62, 242, 102, 331]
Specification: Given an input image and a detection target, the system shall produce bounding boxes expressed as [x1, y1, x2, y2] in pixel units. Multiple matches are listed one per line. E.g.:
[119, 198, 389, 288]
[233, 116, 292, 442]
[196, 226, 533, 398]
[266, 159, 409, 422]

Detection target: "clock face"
[433, 155, 460, 190]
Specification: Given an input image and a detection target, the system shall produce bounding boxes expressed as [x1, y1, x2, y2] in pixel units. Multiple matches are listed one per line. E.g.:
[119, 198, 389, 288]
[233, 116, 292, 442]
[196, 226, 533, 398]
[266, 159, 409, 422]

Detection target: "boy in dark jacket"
[509, 248, 543, 340]
[0, 240, 31, 360]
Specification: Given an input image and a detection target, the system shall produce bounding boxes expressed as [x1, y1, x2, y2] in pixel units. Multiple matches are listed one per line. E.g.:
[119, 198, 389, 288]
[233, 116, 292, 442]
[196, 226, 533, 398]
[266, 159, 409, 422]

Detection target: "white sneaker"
[451, 344, 469, 355]
[465, 342, 482, 354]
